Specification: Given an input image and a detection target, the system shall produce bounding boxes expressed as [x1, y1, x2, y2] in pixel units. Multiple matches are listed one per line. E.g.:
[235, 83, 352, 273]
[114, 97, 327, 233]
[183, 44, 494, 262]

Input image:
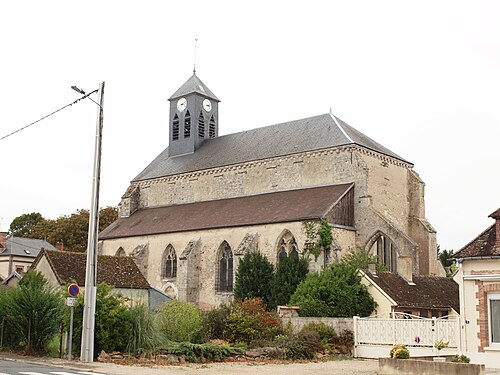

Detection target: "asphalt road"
[0, 360, 106, 375]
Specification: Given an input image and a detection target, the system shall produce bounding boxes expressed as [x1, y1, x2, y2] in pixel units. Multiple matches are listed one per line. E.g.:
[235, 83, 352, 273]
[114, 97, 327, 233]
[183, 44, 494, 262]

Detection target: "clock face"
[203, 99, 212, 112]
[177, 97, 187, 112]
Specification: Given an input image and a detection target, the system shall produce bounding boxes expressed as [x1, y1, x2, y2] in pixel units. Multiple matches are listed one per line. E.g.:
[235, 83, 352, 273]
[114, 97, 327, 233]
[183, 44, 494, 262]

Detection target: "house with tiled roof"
[31, 249, 170, 308]
[0, 232, 57, 280]
[360, 269, 459, 318]
[99, 73, 444, 309]
[453, 208, 500, 369]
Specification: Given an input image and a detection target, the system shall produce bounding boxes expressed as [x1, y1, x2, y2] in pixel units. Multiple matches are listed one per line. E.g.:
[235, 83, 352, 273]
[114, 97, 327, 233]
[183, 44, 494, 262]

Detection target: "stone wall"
[378, 358, 485, 375]
[280, 316, 353, 334]
[101, 221, 357, 309]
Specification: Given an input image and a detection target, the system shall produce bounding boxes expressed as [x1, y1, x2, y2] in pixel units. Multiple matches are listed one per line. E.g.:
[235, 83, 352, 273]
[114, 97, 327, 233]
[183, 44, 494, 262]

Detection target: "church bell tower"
[168, 73, 220, 157]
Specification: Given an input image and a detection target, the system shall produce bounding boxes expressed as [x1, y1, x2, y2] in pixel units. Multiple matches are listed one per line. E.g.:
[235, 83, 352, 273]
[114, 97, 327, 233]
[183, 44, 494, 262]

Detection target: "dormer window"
[209, 115, 216, 138]
[184, 111, 191, 138]
[172, 114, 179, 140]
[198, 111, 205, 138]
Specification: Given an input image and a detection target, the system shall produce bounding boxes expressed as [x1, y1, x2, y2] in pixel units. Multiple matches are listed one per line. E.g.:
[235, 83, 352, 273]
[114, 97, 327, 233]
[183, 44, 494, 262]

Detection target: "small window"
[24, 249, 31, 254]
[162, 245, 177, 279]
[276, 231, 299, 263]
[172, 114, 179, 140]
[115, 247, 126, 257]
[16, 266, 24, 275]
[184, 110, 191, 138]
[209, 115, 216, 138]
[489, 292, 500, 347]
[376, 235, 398, 273]
[217, 242, 233, 292]
[198, 111, 205, 138]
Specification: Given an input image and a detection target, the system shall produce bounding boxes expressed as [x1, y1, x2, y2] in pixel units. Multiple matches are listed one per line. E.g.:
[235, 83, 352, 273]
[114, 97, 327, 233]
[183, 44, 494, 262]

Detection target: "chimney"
[0, 232, 7, 251]
[55, 241, 64, 251]
[489, 208, 500, 251]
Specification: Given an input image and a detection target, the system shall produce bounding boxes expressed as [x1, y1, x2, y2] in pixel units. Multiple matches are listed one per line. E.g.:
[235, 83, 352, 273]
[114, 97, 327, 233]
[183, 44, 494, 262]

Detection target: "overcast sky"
[1, 1, 499, 251]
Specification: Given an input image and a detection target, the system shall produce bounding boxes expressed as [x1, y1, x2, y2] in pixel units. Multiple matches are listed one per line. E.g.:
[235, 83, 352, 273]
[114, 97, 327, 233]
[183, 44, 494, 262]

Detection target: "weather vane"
[193, 36, 198, 74]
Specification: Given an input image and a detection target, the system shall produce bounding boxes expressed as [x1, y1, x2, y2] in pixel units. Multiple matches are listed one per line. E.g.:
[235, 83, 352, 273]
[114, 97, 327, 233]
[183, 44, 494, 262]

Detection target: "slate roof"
[100, 183, 353, 240]
[454, 224, 499, 258]
[364, 271, 460, 313]
[0, 237, 57, 258]
[32, 250, 150, 289]
[133, 113, 410, 182]
[169, 73, 219, 101]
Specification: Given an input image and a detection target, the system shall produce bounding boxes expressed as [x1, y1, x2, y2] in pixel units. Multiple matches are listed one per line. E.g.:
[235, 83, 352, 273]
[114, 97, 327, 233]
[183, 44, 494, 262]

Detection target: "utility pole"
[80, 81, 105, 362]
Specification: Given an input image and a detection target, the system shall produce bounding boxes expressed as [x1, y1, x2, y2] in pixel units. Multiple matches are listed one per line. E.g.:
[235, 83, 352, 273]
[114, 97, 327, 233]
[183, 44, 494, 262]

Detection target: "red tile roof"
[33, 250, 149, 289]
[364, 271, 460, 313]
[454, 224, 499, 258]
[100, 183, 353, 240]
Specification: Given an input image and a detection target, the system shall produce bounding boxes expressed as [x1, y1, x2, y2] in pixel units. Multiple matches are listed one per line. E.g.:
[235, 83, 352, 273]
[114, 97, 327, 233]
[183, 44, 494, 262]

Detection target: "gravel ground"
[0, 353, 378, 375]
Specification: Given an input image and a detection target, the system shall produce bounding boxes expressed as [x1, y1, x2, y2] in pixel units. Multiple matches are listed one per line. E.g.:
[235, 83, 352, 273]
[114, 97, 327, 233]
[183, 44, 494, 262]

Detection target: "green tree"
[1, 270, 64, 354]
[340, 249, 387, 272]
[158, 300, 205, 343]
[8, 212, 45, 237]
[290, 261, 376, 317]
[269, 255, 309, 310]
[234, 251, 274, 308]
[17, 206, 118, 252]
[69, 283, 132, 355]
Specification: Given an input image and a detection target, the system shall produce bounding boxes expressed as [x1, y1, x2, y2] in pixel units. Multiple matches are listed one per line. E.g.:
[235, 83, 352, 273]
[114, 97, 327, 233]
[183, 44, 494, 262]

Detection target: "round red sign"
[68, 283, 80, 297]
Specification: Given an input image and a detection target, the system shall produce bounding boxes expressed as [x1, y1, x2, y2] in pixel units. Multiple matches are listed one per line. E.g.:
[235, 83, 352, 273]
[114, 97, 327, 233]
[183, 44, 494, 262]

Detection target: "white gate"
[353, 315, 460, 358]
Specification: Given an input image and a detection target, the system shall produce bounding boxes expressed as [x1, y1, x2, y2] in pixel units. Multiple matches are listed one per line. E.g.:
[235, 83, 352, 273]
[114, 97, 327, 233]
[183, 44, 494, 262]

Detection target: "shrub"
[390, 343, 410, 359]
[268, 255, 309, 310]
[1, 271, 64, 354]
[159, 300, 205, 343]
[330, 329, 354, 355]
[126, 304, 162, 355]
[290, 261, 376, 317]
[157, 341, 243, 362]
[275, 331, 321, 359]
[225, 298, 282, 346]
[69, 283, 132, 355]
[204, 304, 231, 340]
[301, 322, 336, 343]
[451, 354, 470, 363]
[234, 251, 274, 308]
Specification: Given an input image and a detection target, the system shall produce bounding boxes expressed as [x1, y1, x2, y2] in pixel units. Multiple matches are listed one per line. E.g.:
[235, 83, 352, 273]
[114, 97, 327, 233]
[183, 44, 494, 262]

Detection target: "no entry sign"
[68, 283, 80, 297]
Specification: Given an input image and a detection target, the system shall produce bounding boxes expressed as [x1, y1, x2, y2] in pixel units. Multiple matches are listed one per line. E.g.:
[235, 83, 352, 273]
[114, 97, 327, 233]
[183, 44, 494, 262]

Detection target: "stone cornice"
[131, 144, 412, 189]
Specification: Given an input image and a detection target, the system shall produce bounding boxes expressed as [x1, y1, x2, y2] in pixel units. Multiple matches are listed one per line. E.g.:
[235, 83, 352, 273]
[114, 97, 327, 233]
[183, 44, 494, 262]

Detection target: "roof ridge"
[330, 113, 354, 143]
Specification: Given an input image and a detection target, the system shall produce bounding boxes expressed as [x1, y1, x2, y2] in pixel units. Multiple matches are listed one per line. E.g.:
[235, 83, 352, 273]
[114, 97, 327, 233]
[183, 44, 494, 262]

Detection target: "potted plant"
[434, 340, 449, 362]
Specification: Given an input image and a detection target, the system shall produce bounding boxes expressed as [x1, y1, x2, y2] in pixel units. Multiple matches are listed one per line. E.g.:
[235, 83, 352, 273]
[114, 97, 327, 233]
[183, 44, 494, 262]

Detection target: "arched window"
[209, 115, 216, 138]
[198, 111, 205, 138]
[376, 235, 398, 273]
[184, 110, 191, 138]
[276, 231, 299, 263]
[172, 114, 179, 140]
[162, 245, 177, 278]
[115, 247, 126, 257]
[217, 241, 233, 292]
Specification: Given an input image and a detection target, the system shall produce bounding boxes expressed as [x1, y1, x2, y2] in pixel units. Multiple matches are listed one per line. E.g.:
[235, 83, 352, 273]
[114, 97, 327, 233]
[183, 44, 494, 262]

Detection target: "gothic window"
[184, 110, 191, 138]
[198, 111, 205, 138]
[209, 115, 216, 138]
[115, 247, 126, 257]
[217, 241, 233, 292]
[172, 114, 179, 140]
[276, 231, 299, 263]
[162, 245, 177, 278]
[376, 235, 398, 273]
[289, 239, 299, 259]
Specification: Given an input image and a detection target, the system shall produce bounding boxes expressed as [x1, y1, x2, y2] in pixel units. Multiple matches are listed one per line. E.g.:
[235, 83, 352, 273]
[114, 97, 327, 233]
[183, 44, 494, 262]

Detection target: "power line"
[0, 89, 98, 142]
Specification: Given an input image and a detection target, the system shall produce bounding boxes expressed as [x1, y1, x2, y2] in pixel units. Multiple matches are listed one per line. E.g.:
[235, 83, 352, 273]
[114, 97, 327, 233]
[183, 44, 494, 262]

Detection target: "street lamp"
[73, 82, 105, 362]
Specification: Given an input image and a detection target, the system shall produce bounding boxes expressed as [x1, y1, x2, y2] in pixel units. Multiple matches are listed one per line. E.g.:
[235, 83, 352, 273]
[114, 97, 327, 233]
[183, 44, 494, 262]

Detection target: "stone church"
[99, 73, 444, 309]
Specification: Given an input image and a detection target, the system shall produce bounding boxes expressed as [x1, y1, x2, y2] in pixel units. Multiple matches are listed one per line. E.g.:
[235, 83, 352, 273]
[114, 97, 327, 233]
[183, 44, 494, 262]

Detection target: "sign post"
[67, 283, 80, 360]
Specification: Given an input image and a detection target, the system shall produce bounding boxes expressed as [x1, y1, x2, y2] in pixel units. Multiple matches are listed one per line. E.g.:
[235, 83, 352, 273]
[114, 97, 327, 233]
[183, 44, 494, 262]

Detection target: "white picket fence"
[353, 315, 460, 358]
